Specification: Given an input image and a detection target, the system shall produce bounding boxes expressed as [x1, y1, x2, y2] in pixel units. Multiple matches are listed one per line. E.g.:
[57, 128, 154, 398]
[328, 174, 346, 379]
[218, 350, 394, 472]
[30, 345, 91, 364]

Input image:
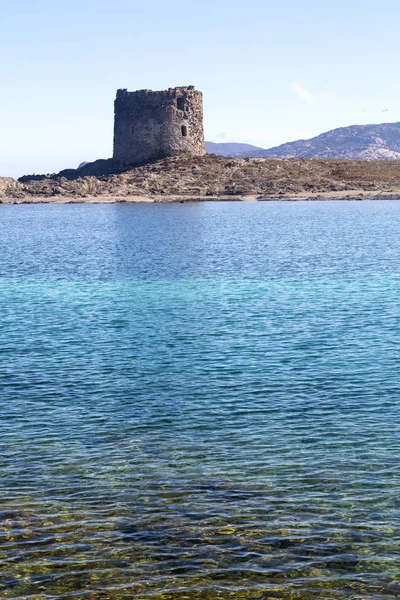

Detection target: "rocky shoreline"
[2, 155, 400, 203]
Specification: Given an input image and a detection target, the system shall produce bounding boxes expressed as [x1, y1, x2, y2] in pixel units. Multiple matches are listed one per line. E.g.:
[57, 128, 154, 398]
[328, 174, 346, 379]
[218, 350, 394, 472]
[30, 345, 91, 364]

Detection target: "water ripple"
[1, 202, 400, 598]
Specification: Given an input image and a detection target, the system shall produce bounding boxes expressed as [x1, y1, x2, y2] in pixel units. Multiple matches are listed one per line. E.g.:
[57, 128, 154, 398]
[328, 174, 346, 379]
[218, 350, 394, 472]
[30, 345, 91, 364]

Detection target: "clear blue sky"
[1, 0, 400, 177]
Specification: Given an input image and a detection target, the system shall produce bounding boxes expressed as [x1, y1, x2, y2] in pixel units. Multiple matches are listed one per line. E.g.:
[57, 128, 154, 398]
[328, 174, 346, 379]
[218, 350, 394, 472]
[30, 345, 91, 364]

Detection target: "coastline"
[3, 155, 400, 204]
[2, 189, 400, 204]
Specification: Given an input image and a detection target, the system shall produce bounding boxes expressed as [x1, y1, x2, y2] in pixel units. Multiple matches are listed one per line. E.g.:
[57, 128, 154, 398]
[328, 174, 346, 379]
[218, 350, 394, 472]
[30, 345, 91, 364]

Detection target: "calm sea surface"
[1, 201, 400, 599]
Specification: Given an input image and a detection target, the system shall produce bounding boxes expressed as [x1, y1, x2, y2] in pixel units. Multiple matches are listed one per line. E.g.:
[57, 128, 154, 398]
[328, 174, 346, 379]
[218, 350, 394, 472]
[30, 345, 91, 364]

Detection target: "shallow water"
[0, 201, 400, 599]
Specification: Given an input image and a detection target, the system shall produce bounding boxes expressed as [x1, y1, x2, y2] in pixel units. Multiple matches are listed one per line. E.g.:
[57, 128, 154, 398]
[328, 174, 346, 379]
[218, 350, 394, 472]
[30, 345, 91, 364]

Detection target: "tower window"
[177, 97, 185, 110]
[181, 125, 188, 137]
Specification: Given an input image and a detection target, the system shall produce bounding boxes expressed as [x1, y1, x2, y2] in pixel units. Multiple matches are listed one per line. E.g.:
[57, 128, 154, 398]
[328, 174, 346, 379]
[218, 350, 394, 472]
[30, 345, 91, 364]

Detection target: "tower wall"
[113, 86, 205, 165]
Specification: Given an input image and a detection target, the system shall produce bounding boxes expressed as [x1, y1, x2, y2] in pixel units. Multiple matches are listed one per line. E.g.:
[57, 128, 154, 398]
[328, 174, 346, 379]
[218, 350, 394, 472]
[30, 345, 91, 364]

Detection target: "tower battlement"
[113, 86, 205, 165]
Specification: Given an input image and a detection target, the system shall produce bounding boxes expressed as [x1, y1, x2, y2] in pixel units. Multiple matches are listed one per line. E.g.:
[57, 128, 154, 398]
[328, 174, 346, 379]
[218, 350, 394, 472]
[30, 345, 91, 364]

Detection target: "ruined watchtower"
[113, 86, 205, 166]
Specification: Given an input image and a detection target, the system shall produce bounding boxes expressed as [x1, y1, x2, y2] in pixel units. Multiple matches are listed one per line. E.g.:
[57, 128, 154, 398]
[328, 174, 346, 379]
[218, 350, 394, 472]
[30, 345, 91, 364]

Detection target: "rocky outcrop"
[2, 155, 400, 202]
[0, 177, 20, 198]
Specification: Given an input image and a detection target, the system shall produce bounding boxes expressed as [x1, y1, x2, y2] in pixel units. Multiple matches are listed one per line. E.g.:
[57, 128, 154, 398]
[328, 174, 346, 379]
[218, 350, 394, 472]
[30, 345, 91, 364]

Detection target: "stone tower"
[113, 86, 205, 166]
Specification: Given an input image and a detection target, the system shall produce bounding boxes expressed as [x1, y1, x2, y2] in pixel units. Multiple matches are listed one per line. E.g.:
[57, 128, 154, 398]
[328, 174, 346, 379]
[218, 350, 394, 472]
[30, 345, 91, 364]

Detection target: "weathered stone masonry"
[113, 86, 205, 166]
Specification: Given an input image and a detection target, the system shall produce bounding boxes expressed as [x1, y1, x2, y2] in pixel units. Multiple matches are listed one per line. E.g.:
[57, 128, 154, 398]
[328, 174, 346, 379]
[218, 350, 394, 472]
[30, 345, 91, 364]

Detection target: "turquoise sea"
[1, 201, 400, 599]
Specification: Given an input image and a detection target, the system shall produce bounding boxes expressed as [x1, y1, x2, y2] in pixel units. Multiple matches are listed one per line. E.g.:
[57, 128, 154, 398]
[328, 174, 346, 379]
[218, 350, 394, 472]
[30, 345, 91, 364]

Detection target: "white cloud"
[290, 80, 315, 104]
[216, 131, 229, 141]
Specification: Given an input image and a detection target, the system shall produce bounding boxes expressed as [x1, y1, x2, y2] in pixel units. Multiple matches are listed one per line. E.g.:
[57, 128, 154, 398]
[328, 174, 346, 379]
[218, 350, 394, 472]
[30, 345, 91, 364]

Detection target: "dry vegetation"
[2, 155, 400, 202]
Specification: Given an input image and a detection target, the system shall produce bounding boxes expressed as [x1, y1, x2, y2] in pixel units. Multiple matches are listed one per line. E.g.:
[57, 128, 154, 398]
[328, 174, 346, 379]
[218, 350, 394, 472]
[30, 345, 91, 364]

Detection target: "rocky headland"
[2, 155, 400, 203]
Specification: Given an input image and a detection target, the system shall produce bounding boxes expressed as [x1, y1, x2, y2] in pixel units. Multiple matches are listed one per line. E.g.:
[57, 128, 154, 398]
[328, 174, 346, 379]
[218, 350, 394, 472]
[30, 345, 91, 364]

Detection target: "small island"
[2, 154, 400, 203]
[2, 86, 400, 203]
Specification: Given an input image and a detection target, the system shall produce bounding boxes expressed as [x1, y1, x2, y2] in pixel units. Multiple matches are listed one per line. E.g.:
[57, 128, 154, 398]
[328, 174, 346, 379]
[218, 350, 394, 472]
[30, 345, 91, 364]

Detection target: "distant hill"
[205, 142, 266, 157]
[241, 122, 400, 161]
[206, 123, 400, 161]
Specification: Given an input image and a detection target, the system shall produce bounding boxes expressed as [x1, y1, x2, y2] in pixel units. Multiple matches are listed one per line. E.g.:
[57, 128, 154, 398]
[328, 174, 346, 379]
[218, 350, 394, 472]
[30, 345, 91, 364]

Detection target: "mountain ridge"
[205, 142, 266, 157]
[207, 122, 400, 161]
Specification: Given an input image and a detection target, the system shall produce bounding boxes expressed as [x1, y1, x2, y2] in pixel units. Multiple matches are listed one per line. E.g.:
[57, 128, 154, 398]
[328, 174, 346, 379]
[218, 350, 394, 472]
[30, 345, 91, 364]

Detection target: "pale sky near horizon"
[1, 0, 400, 177]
